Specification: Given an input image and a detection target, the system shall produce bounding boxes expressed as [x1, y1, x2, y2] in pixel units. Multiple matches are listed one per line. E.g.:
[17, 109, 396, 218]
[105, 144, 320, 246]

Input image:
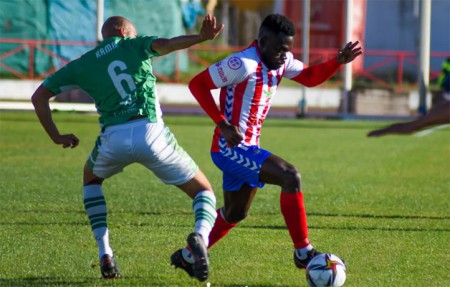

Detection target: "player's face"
[259, 31, 293, 70]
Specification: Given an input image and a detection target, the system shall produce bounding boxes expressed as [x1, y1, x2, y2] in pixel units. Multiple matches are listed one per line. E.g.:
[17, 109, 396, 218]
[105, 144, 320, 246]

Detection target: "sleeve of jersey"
[141, 36, 160, 58]
[42, 65, 73, 94]
[189, 70, 226, 124]
[291, 57, 342, 87]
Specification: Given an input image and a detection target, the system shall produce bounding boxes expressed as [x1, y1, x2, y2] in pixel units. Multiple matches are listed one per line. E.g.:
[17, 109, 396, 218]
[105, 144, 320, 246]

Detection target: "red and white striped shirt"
[189, 41, 341, 152]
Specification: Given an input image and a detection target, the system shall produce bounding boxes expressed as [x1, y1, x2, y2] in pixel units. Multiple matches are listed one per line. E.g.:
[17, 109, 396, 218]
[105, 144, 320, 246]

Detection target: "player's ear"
[119, 26, 127, 37]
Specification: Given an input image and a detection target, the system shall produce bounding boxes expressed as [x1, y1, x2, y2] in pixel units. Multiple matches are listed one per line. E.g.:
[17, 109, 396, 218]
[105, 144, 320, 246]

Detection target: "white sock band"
[192, 190, 217, 247]
[83, 184, 113, 259]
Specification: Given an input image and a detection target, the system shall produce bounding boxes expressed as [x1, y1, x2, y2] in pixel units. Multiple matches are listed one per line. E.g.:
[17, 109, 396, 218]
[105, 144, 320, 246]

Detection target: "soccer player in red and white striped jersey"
[174, 14, 362, 274]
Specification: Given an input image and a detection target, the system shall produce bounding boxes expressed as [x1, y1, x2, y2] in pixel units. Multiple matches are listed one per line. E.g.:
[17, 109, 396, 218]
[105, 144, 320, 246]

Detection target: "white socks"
[181, 190, 217, 263]
[83, 184, 113, 259]
[295, 244, 314, 260]
[192, 190, 217, 247]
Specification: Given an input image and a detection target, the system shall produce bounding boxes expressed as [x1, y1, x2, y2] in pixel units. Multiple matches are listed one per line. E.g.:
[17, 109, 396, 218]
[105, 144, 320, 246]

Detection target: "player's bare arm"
[31, 85, 79, 148]
[337, 41, 362, 64]
[151, 14, 224, 56]
[367, 100, 450, 137]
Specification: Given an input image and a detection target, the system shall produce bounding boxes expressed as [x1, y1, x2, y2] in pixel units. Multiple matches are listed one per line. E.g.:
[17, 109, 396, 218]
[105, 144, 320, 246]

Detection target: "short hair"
[101, 16, 132, 39]
[260, 14, 295, 36]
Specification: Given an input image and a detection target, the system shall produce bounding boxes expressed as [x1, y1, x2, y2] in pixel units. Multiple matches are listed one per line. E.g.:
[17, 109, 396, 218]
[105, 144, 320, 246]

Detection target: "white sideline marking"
[0, 101, 96, 112]
[414, 124, 450, 137]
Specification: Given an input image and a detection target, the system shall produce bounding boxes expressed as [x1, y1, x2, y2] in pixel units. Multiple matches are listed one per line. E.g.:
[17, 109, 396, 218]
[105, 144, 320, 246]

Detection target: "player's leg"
[200, 142, 273, 251]
[176, 169, 217, 249]
[140, 124, 218, 248]
[138, 123, 217, 282]
[259, 153, 319, 268]
[173, 172, 217, 282]
[172, 173, 216, 282]
[172, 183, 258, 280]
[83, 164, 121, 279]
[172, 142, 268, 279]
[206, 142, 271, 250]
[173, 185, 257, 265]
[208, 184, 258, 248]
[83, 126, 133, 279]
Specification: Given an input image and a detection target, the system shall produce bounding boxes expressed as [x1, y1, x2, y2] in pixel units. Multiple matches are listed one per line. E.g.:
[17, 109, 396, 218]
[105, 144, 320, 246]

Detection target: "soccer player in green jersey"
[31, 15, 223, 282]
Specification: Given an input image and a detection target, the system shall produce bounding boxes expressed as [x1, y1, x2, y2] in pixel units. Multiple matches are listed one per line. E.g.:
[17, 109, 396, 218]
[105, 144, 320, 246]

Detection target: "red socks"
[280, 192, 310, 249]
[190, 194, 308, 252]
[208, 208, 237, 249]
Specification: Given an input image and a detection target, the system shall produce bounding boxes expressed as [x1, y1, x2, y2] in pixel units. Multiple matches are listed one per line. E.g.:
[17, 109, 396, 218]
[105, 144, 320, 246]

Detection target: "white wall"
[0, 79, 341, 108]
[0, 79, 425, 113]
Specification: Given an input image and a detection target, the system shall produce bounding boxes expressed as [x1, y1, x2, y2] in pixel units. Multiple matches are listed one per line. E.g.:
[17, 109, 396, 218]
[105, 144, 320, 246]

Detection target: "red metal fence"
[1, 38, 449, 92]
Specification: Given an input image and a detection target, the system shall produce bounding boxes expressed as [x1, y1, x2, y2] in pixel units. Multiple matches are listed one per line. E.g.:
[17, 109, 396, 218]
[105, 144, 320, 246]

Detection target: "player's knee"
[280, 167, 301, 191]
[83, 164, 103, 186]
[224, 208, 248, 223]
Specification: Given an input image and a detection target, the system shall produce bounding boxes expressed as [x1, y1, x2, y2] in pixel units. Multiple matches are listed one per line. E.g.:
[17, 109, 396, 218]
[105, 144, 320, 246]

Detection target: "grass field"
[1, 111, 449, 287]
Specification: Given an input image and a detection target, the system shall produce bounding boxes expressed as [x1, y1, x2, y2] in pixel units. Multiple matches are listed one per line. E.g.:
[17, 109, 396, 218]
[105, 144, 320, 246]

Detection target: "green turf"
[1, 111, 449, 287]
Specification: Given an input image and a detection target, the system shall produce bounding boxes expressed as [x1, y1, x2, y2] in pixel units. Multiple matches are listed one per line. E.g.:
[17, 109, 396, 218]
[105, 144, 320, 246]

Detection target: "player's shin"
[192, 190, 217, 247]
[280, 191, 310, 249]
[208, 207, 237, 248]
[83, 184, 113, 259]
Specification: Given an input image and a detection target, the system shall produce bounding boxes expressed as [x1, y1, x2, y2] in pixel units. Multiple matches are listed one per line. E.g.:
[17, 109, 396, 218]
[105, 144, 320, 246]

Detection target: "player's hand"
[337, 41, 362, 64]
[217, 120, 243, 147]
[199, 14, 224, 41]
[367, 123, 414, 137]
[52, 134, 80, 148]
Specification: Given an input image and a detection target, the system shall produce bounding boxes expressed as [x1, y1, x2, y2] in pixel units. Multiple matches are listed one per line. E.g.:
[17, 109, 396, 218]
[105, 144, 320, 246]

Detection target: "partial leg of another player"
[171, 183, 257, 278]
[259, 153, 321, 269]
[210, 184, 258, 247]
[171, 169, 217, 282]
[367, 100, 450, 137]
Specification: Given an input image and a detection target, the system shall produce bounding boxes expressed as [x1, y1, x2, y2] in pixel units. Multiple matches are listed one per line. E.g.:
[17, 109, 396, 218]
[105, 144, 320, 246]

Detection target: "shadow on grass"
[1, 210, 449, 232]
[309, 225, 450, 232]
[1, 221, 448, 233]
[19, 209, 164, 216]
[221, 285, 291, 287]
[242, 224, 450, 233]
[308, 211, 450, 220]
[0, 278, 292, 287]
[6, 209, 450, 220]
[0, 277, 96, 287]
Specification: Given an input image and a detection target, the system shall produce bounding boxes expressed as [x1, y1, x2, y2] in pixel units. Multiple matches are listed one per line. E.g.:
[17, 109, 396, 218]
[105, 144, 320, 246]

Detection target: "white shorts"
[87, 118, 198, 185]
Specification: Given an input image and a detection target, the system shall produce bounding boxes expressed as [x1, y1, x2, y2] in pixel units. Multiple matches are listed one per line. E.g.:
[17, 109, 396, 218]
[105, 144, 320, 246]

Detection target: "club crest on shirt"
[228, 57, 242, 70]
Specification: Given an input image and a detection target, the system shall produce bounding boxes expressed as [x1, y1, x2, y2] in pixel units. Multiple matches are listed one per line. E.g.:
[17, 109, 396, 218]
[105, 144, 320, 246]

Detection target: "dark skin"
[218, 29, 362, 223]
[367, 100, 450, 137]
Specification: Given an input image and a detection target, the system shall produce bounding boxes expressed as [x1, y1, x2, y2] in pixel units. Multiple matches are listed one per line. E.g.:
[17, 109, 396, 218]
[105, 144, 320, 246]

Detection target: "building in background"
[216, 0, 449, 81]
[1, 0, 449, 84]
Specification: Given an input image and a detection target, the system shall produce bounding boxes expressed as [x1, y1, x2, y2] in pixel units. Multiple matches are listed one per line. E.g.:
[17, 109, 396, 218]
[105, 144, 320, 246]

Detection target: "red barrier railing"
[1, 38, 449, 92]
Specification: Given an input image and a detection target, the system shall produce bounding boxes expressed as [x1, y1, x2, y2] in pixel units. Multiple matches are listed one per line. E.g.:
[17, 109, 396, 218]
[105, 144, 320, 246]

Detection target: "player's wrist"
[198, 33, 208, 42]
[334, 56, 344, 65]
[216, 118, 230, 129]
[214, 115, 227, 125]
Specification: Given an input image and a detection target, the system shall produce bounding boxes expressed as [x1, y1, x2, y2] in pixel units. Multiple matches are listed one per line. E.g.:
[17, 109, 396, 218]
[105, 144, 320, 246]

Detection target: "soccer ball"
[306, 253, 346, 287]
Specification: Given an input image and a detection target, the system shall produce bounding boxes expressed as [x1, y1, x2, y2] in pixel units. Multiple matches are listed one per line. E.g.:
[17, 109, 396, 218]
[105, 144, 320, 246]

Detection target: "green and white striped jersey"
[44, 36, 162, 128]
